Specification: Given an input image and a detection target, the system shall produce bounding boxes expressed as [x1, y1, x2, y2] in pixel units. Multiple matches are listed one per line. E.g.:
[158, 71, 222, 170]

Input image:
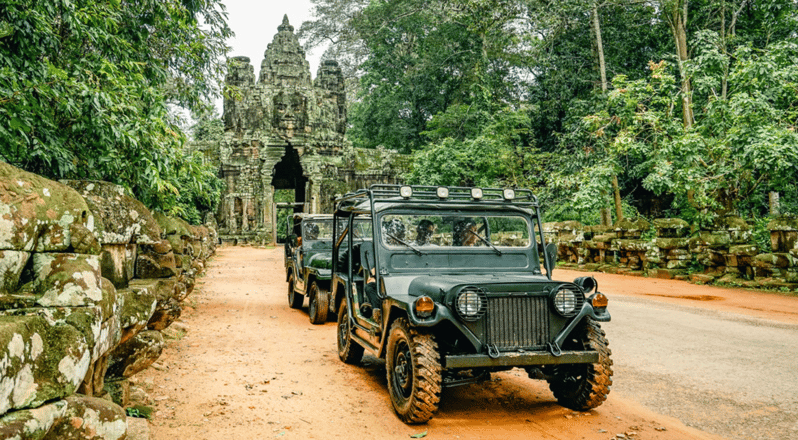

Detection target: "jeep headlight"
[551, 285, 584, 318]
[455, 287, 487, 321]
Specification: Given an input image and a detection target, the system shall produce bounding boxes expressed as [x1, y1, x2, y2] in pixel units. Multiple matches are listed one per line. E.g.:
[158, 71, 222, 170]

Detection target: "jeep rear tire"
[308, 282, 329, 324]
[287, 275, 303, 309]
[545, 319, 613, 411]
[337, 301, 363, 364]
[386, 318, 442, 424]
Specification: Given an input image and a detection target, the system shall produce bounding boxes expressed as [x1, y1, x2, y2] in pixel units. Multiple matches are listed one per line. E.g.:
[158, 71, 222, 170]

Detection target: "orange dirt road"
[137, 246, 797, 440]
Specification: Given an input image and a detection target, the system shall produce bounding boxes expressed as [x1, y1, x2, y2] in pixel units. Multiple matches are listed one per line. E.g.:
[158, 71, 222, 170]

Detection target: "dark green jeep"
[284, 213, 337, 324]
[331, 184, 612, 424]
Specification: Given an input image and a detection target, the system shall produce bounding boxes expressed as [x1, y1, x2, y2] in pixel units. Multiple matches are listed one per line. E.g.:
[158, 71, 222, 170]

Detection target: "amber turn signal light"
[414, 296, 435, 318]
[591, 293, 608, 308]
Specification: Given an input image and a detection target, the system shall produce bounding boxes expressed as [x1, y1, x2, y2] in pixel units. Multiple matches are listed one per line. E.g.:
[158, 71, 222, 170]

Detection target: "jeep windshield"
[379, 213, 531, 249]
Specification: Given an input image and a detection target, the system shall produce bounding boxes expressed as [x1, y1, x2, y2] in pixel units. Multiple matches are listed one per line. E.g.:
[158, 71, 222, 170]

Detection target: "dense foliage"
[0, 0, 231, 224]
[301, 0, 798, 225]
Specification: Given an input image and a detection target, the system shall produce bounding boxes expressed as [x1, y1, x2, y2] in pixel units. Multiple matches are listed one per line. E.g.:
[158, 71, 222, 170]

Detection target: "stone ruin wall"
[544, 215, 798, 290]
[0, 161, 216, 439]
[189, 15, 409, 245]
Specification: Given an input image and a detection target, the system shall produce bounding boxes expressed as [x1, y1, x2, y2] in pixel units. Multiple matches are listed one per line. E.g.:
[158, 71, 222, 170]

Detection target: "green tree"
[0, 0, 230, 222]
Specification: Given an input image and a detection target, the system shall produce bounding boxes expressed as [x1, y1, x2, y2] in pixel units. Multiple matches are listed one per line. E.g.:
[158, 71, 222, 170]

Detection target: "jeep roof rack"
[335, 184, 539, 213]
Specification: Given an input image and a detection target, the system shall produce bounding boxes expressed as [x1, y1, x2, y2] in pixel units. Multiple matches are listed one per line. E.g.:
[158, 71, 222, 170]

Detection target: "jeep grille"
[486, 296, 550, 350]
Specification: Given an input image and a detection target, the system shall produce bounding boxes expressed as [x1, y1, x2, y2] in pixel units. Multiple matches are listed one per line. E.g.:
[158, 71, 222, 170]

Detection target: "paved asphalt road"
[603, 292, 798, 440]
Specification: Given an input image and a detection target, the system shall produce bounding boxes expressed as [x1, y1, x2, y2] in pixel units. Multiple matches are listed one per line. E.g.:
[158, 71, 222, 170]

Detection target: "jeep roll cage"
[332, 184, 555, 279]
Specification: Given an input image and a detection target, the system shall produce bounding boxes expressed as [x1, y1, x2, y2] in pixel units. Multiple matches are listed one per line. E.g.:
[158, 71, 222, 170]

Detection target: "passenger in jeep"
[453, 218, 478, 246]
[415, 219, 436, 246]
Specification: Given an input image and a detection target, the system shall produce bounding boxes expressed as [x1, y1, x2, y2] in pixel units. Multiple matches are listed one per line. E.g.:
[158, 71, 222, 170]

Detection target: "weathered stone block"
[690, 231, 731, 250]
[690, 273, 716, 284]
[147, 297, 181, 331]
[0, 250, 29, 294]
[0, 315, 90, 415]
[652, 237, 689, 250]
[617, 239, 647, 252]
[0, 396, 125, 439]
[614, 217, 650, 239]
[753, 253, 795, 269]
[653, 218, 690, 238]
[1, 162, 96, 253]
[117, 282, 157, 344]
[31, 253, 102, 307]
[63, 180, 161, 245]
[666, 248, 691, 260]
[107, 330, 165, 380]
[666, 259, 690, 269]
[135, 252, 176, 279]
[154, 212, 192, 239]
[649, 268, 685, 279]
[100, 244, 137, 289]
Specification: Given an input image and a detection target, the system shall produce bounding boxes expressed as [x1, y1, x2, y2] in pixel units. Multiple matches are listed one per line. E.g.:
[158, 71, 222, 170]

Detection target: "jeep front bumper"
[444, 350, 599, 369]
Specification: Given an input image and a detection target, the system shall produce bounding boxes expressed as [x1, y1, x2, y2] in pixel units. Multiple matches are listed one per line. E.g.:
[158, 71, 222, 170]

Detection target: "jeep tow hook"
[547, 342, 563, 357]
[487, 344, 500, 359]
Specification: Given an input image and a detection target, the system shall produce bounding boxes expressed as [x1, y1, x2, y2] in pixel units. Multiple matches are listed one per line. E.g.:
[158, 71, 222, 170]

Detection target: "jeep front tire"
[545, 319, 613, 410]
[385, 318, 442, 424]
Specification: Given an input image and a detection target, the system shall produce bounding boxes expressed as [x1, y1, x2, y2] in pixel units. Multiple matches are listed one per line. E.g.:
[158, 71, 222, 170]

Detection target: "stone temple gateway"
[203, 15, 408, 244]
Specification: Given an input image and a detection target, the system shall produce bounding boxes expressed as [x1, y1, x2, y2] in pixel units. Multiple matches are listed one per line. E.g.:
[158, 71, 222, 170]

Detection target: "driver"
[305, 223, 320, 240]
[415, 219, 436, 246]
[383, 218, 406, 245]
[453, 219, 478, 246]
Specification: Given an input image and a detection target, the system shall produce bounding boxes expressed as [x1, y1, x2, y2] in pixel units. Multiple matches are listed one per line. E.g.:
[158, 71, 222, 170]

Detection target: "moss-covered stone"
[1, 163, 96, 253]
[63, 180, 161, 246]
[106, 330, 164, 380]
[0, 251, 29, 295]
[652, 237, 689, 250]
[116, 282, 157, 344]
[614, 217, 651, 239]
[753, 253, 795, 269]
[652, 218, 690, 238]
[29, 254, 102, 308]
[153, 212, 192, 239]
[0, 315, 90, 415]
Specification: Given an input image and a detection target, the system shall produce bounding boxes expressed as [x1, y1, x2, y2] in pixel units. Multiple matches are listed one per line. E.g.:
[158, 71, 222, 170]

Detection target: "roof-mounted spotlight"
[503, 188, 516, 200]
[436, 187, 449, 199]
[399, 186, 413, 198]
[471, 188, 484, 200]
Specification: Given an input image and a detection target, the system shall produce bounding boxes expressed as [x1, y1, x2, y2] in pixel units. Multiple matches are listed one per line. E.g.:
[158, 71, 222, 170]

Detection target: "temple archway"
[271, 144, 307, 208]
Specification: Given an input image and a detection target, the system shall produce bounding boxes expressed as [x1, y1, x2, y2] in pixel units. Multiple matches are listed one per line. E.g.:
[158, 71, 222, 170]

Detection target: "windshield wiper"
[468, 231, 503, 255]
[387, 233, 426, 256]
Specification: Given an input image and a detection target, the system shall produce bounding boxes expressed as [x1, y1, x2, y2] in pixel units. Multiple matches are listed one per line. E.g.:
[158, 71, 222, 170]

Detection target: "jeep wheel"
[385, 318, 442, 424]
[287, 275, 303, 309]
[337, 301, 363, 364]
[308, 282, 329, 324]
[545, 319, 613, 411]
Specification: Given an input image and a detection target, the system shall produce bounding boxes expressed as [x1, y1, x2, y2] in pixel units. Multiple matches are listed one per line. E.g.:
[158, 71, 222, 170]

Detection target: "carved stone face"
[273, 91, 307, 137]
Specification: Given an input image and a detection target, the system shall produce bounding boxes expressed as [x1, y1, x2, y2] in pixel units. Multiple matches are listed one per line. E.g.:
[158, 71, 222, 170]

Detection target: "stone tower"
[215, 15, 348, 243]
[207, 15, 407, 244]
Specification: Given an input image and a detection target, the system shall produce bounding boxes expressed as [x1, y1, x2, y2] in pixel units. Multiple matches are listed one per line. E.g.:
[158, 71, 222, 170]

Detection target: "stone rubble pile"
[0, 162, 216, 439]
[545, 214, 798, 290]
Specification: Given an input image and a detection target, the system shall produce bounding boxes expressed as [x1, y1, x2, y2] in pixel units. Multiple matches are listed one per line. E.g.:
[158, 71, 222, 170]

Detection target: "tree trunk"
[769, 192, 780, 216]
[666, 0, 693, 128]
[592, 4, 608, 92]
[601, 207, 613, 227]
[612, 174, 623, 222]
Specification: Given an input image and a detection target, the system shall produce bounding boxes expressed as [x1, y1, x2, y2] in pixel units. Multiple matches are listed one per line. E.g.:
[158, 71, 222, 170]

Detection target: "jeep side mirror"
[545, 242, 558, 269]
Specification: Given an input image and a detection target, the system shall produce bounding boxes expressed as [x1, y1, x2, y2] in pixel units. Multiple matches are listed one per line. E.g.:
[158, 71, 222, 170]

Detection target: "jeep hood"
[384, 273, 556, 300]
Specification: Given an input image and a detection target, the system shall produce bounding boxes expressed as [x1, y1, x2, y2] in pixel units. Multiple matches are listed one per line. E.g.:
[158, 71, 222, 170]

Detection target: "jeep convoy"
[284, 184, 613, 424]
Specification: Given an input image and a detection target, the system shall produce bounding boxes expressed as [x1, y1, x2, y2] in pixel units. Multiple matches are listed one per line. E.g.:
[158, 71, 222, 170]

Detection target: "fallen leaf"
[410, 431, 428, 438]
